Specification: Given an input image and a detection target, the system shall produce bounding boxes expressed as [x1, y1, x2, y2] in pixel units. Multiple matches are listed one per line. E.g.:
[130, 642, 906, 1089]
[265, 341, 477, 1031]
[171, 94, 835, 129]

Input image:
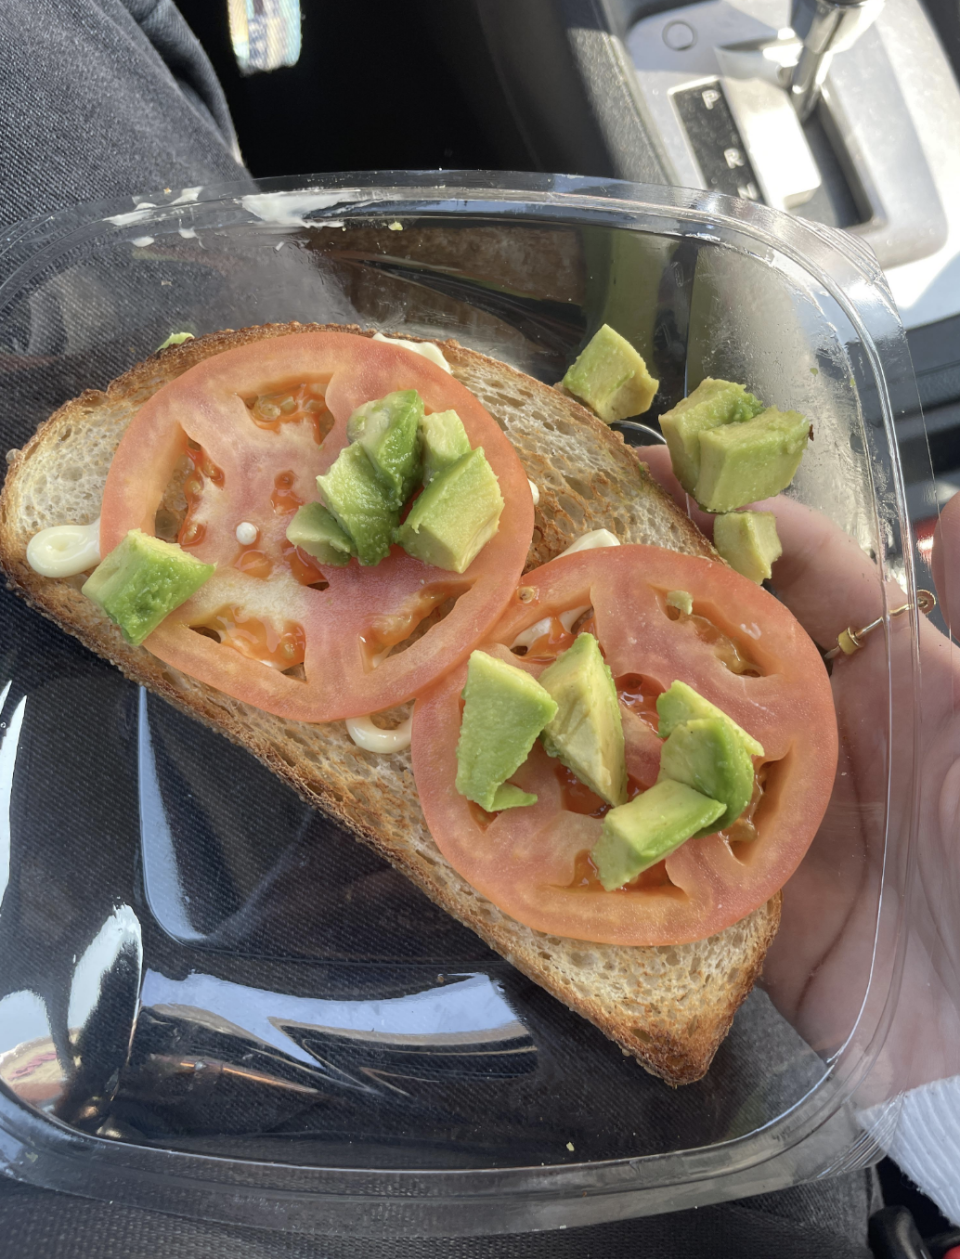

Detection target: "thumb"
[932, 493, 960, 635]
[635, 445, 718, 537]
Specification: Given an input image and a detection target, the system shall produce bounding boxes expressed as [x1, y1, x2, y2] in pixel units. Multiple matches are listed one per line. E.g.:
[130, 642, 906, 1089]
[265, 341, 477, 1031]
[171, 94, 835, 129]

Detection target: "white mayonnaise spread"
[235, 521, 258, 545]
[528, 479, 540, 505]
[510, 530, 620, 650]
[558, 528, 620, 556]
[27, 518, 101, 578]
[346, 714, 413, 754]
[371, 332, 452, 374]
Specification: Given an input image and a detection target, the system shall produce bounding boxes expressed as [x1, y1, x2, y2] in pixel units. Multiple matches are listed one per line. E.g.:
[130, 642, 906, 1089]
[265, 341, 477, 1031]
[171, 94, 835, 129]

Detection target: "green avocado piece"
[395, 447, 504, 573]
[157, 330, 194, 350]
[286, 502, 355, 567]
[591, 779, 724, 891]
[420, 408, 472, 484]
[659, 379, 765, 494]
[82, 528, 214, 647]
[656, 680, 764, 757]
[538, 632, 627, 807]
[562, 323, 659, 422]
[713, 510, 782, 583]
[317, 442, 397, 566]
[455, 651, 558, 811]
[346, 389, 423, 508]
[694, 407, 809, 513]
[657, 717, 755, 835]
[490, 783, 538, 810]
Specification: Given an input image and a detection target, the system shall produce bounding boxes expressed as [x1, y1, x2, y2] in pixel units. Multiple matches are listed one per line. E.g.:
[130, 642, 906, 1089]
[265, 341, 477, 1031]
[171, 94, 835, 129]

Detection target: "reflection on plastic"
[0, 991, 60, 1108]
[0, 904, 143, 1128]
[137, 689, 203, 943]
[139, 970, 531, 1075]
[0, 686, 24, 911]
[67, 904, 142, 1036]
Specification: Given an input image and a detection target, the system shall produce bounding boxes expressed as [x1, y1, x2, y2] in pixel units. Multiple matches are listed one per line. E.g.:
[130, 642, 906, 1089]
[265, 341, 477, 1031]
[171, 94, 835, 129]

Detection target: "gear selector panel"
[627, 0, 948, 283]
[673, 82, 761, 202]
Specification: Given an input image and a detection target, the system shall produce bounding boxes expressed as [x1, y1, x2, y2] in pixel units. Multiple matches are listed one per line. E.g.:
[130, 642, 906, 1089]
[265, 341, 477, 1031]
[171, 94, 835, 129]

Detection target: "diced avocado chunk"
[490, 783, 538, 811]
[562, 323, 659, 422]
[317, 442, 397, 566]
[657, 717, 754, 835]
[666, 589, 693, 616]
[420, 409, 472, 484]
[713, 510, 782, 583]
[346, 389, 423, 508]
[659, 379, 765, 494]
[591, 779, 724, 891]
[157, 331, 194, 350]
[82, 528, 213, 647]
[656, 680, 764, 757]
[538, 633, 627, 807]
[286, 502, 355, 567]
[694, 407, 809, 513]
[395, 447, 504, 573]
[455, 651, 558, 811]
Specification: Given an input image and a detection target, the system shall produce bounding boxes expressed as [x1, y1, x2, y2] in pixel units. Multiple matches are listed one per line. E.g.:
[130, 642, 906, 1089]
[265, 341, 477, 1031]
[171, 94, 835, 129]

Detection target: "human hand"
[639, 444, 960, 1099]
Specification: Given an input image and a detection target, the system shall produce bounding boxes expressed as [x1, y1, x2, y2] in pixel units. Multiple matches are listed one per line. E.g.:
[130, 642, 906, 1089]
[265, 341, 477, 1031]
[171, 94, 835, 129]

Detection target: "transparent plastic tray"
[0, 172, 929, 1236]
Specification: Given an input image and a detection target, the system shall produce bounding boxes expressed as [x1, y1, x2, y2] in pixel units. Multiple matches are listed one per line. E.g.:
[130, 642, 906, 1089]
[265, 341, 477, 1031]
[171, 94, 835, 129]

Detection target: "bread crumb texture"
[0, 322, 776, 1085]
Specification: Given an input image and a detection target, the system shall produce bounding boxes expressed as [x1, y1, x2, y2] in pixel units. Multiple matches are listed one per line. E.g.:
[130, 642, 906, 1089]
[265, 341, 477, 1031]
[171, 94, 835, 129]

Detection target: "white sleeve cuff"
[861, 1075, 960, 1225]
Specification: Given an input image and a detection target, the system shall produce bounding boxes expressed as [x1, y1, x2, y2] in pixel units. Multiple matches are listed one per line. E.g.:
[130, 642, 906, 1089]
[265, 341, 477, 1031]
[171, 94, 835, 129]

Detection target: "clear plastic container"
[0, 172, 931, 1236]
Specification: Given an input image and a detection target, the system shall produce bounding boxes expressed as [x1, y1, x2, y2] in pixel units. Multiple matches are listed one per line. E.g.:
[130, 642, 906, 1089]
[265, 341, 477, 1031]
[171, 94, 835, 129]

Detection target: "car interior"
[173, 4, 960, 1252]
[3, 1, 958, 1254]
[180, 0, 960, 617]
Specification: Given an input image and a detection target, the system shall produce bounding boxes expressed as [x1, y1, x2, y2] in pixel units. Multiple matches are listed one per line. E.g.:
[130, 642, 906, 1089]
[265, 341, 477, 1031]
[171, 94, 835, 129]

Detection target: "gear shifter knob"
[790, 0, 884, 120]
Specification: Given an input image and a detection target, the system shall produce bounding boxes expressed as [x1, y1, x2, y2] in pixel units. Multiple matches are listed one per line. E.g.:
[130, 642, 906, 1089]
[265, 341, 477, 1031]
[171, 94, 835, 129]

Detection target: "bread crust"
[0, 322, 780, 1085]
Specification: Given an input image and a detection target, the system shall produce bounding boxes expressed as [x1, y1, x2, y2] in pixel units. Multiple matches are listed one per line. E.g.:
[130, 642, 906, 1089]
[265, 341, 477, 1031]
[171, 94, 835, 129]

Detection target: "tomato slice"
[410, 545, 838, 946]
[99, 331, 533, 721]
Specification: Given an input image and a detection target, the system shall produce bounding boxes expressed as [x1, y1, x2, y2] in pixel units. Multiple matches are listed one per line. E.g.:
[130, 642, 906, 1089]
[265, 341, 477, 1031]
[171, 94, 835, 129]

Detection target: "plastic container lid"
[0, 172, 933, 1236]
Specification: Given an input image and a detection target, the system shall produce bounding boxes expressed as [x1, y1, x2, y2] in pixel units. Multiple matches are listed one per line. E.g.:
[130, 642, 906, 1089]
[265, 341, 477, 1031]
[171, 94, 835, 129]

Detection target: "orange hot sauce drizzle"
[271, 470, 302, 515]
[229, 473, 327, 586]
[557, 766, 609, 817]
[247, 381, 332, 445]
[568, 849, 672, 894]
[557, 765, 643, 818]
[178, 444, 224, 549]
[359, 586, 461, 667]
[617, 674, 663, 732]
[198, 604, 306, 670]
[717, 770, 765, 847]
[524, 618, 576, 663]
[233, 547, 273, 580]
[179, 380, 330, 561]
[522, 610, 597, 664]
[271, 473, 329, 585]
[282, 539, 327, 586]
[664, 601, 759, 676]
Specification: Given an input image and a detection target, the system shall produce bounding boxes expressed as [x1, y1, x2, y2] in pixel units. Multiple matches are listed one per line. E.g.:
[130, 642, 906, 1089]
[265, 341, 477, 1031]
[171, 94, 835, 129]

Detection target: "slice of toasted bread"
[0, 322, 779, 1086]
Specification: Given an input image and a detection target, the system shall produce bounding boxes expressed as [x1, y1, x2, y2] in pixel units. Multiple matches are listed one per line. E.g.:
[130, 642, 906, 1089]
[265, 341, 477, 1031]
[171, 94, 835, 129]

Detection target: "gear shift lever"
[789, 0, 884, 119]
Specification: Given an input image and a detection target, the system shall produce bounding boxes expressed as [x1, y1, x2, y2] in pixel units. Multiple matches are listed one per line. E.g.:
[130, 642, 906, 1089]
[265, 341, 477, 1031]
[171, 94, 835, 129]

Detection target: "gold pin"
[824, 590, 936, 660]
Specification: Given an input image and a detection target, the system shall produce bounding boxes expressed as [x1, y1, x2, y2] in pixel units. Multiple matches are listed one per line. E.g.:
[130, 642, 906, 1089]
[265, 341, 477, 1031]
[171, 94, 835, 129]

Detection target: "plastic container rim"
[0, 170, 925, 1233]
